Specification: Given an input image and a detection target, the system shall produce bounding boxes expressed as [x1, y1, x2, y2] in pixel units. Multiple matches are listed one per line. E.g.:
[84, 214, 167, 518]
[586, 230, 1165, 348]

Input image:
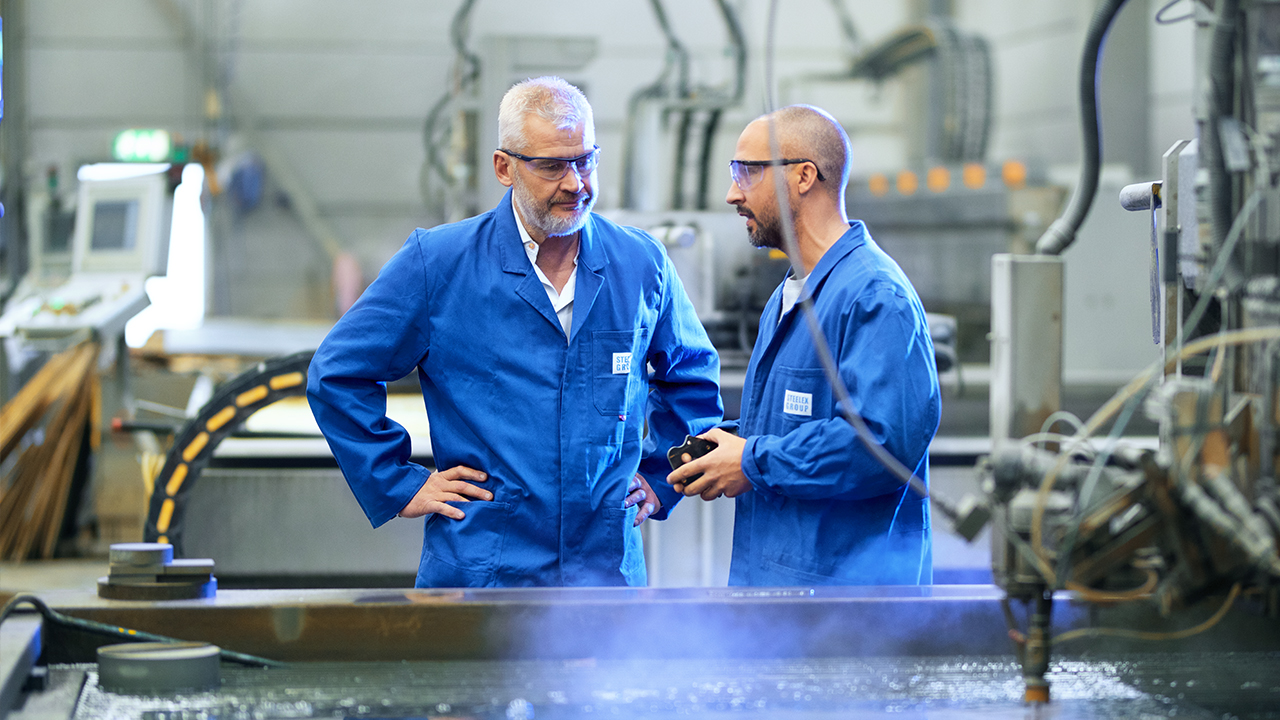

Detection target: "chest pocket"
[591, 328, 648, 416]
[767, 366, 834, 429]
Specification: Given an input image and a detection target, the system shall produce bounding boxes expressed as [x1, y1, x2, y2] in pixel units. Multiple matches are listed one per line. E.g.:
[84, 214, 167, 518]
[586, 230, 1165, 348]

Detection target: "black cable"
[422, 79, 455, 183]
[1155, 0, 1193, 25]
[695, 108, 723, 210]
[621, 0, 686, 209]
[715, 0, 747, 104]
[0, 593, 286, 668]
[1035, 0, 1131, 255]
[420, 0, 481, 212]
[825, 0, 861, 56]
[764, 0, 932, 505]
[694, 0, 745, 209]
[672, 110, 694, 209]
[621, 85, 667, 208]
[1203, 0, 1240, 276]
[449, 0, 482, 90]
[648, 0, 691, 95]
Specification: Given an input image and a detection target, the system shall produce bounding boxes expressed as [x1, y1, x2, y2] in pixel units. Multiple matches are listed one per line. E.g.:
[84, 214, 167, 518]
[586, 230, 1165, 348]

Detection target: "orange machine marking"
[165, 464, 189, 497]
[237, 385, 269, 406]
[206, 406, 237, 432]
[183, 432, 209, 462]
[270, 372, 304, 390]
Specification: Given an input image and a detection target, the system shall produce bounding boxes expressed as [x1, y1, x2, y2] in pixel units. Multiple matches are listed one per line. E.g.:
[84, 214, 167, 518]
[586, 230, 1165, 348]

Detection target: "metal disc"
[97, 642, 221, 694]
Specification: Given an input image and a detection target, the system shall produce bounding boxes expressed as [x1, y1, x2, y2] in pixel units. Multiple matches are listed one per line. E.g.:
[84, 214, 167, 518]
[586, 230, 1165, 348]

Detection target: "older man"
[667, 105, 940, 586]
[308, 76, 722, 588]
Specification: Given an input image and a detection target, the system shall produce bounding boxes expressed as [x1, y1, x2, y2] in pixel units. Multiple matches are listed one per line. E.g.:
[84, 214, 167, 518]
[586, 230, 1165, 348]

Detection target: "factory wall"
[14, 0, 1192, 331]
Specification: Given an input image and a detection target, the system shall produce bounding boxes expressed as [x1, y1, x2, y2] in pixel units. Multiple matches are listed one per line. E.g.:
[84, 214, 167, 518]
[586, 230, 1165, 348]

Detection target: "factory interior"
[3, 0, 1280, 717]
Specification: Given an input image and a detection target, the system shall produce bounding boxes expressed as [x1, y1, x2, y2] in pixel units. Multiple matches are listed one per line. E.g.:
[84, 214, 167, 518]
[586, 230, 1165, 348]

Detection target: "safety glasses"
[729, 158, 826, 190]
[499, 145, 600, 181]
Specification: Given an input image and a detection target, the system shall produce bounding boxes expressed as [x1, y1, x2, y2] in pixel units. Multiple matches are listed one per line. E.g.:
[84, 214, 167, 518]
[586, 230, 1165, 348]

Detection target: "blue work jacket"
[307, 191, 722, 587]
[728, 222, 940, 586]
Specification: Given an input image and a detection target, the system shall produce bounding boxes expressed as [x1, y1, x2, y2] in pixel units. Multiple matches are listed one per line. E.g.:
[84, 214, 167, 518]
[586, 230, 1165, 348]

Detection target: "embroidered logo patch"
[783, 389, 812, 416]
[612, 352, 632, 375]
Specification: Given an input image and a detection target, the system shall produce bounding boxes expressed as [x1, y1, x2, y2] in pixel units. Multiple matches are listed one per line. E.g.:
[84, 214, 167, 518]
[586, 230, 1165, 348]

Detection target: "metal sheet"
[35, 585, 1089, 663]
[14, 585, 1280, 718]
[56, 652, 1280, 719]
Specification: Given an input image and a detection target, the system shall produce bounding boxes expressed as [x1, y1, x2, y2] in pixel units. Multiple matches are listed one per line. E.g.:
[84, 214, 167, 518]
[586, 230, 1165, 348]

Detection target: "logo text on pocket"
[783, 389, 812, 416]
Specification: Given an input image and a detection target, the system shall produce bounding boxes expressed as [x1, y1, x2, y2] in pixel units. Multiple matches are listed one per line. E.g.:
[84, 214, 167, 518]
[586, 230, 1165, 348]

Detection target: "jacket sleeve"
[639, 252, 724, 519]
[743, 282, 939, 502]
[306, 230, 435, 527]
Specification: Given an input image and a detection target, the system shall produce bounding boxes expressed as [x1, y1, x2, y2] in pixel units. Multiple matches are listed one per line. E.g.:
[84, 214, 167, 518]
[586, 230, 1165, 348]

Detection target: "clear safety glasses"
[499, 145, 600, 181]
[729, 158, 826, 190]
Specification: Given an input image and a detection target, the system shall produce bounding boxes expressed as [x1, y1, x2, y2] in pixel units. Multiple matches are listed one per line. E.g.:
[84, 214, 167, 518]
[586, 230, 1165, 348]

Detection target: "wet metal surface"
[55, 652, 1280, 719]
[32, 586, 1097, 663]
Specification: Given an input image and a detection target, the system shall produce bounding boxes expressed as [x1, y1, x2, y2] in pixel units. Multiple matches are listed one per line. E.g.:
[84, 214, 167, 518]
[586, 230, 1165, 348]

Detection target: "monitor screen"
[90, 199, 139, 251]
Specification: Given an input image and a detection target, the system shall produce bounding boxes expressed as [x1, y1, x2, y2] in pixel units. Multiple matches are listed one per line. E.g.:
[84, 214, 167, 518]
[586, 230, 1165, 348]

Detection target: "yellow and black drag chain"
[143, 350, 314, 554]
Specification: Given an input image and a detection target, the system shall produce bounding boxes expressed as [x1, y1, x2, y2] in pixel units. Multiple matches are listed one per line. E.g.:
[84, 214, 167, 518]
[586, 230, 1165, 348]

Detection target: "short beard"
[747, 208, 784, 250]
[512, 173, 595, 238]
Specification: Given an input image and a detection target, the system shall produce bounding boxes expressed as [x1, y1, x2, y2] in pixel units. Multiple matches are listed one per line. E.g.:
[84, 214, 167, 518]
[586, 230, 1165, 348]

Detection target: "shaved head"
[727, 104, 853, 266]
[752, 105, 852, 204]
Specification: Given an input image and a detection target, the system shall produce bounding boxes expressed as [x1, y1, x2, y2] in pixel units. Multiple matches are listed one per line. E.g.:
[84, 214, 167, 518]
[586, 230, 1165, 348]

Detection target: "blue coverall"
[728, 222, 940, 586]
[307, 191, 722, 587]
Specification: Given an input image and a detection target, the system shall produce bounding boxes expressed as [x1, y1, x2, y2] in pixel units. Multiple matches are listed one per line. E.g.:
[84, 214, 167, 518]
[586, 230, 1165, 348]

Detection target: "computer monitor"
[71, 165, 169, 276]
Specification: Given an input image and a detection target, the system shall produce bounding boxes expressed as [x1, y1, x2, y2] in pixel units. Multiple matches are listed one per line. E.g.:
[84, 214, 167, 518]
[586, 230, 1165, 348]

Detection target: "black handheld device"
[667, 435, 718, 482]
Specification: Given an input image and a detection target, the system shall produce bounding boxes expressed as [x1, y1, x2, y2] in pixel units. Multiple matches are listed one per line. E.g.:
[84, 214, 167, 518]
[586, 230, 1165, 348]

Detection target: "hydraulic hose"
[1035, 0, 1130, 255]
[1203, 0, 1240, 275]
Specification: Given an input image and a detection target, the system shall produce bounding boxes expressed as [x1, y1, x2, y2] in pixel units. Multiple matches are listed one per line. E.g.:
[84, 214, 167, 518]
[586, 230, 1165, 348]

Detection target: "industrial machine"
[0, 164, 170, 400]
[5, 578, 1280, 718]
[9, 1, 1280, 717]
[960, 0, 1280, 704]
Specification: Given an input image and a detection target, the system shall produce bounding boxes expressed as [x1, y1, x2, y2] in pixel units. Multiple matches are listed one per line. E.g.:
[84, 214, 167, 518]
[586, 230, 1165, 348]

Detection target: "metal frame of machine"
[961, 0, 1280, 703]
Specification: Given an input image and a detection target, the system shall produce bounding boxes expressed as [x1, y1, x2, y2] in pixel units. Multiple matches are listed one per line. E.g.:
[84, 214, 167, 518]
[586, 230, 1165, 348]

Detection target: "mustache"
[550, 191, 590, 206]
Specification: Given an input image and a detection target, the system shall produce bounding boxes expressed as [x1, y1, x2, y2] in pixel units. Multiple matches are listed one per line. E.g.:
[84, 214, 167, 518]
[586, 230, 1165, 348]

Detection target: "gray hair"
[498, 76, 594, 152]
[767, 105, 852, 203]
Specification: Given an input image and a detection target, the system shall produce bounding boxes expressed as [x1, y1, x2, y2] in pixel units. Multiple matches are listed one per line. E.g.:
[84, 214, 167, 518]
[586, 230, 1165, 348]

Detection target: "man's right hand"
[398, 466, 491, 520]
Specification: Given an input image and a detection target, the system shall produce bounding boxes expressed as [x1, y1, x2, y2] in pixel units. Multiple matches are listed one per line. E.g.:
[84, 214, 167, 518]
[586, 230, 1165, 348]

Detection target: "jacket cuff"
[741, 435, 785, 508]
[644, 473, 683, 521]
[370, 465, 431, 528]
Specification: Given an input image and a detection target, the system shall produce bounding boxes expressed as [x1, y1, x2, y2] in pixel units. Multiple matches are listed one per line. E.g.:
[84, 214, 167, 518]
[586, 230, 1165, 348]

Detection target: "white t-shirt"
[781, 272, 809, 320]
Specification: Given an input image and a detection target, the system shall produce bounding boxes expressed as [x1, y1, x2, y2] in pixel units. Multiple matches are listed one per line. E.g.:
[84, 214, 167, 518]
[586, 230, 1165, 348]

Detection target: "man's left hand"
[666, 427, 751, 500]
[625, 474, 662, 526]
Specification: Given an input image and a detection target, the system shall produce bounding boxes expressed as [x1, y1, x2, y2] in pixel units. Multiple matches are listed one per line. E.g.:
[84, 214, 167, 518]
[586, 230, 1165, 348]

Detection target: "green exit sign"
[113, 129, 171, 162]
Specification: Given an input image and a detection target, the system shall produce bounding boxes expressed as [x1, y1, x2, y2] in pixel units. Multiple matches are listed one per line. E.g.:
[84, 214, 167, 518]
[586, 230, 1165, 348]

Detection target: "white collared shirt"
[514, 203, 578, 339]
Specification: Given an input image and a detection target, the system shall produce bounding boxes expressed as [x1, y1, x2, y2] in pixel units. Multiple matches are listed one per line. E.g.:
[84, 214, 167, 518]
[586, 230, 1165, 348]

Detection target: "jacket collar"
[497, 189, 605, 274]
[496, 189, 606, 343]
[753, 221, 869, 368]
[784, 220, 866, 303]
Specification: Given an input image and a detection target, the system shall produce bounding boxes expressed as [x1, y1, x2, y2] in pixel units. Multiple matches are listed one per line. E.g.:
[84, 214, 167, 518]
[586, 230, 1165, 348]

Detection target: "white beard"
[512, 173, 595, 238]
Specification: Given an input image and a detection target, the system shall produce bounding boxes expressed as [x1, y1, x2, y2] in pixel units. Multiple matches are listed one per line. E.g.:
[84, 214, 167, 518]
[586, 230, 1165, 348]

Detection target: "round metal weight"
[97, 576, 217, 600]
[108, 542, 174, 567]
[97, 642, 221, 694]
